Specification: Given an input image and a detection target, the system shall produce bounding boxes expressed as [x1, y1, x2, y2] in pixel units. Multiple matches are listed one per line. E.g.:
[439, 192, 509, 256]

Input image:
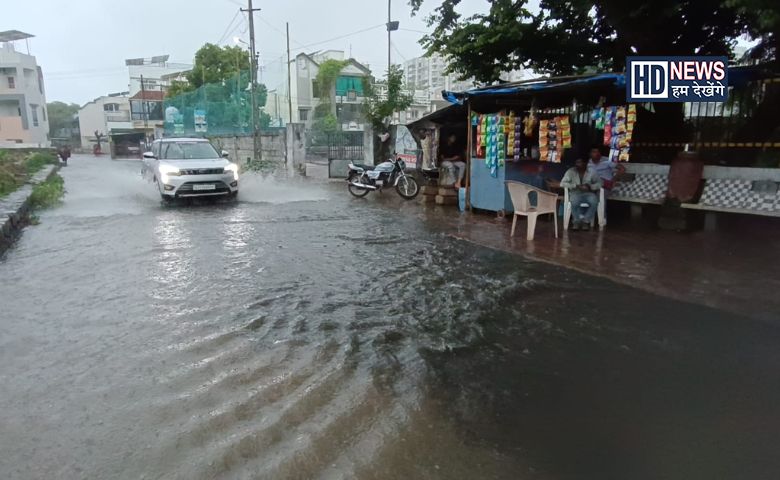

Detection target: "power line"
[257, 14, 305, 48]
[391, 40, 408, 62]
[290, 24, 386, 53]
[217, 10, 242, 45]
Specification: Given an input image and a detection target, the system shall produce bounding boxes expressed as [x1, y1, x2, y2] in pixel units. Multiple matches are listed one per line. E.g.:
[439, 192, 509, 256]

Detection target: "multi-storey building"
[0, 31, 50, 147]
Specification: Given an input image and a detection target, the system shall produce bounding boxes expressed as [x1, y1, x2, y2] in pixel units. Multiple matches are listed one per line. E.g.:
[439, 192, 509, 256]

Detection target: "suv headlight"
[224, 163, 239, 180]
[158, 165, 180, 183]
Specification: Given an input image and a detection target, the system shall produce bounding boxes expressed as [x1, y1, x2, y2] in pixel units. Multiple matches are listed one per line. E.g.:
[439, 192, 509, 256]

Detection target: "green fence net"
[163, 70, 270, 137]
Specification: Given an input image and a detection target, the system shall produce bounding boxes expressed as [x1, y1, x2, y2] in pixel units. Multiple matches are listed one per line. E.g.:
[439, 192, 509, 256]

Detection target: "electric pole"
[286, 22, 293, 126]
[386, 0, 399, 74]
[242, 0, 262, 163]
[387, 0, 391, 73]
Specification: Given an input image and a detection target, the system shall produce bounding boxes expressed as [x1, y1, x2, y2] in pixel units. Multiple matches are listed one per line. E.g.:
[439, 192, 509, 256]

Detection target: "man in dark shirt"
[440, 134, 466, 188]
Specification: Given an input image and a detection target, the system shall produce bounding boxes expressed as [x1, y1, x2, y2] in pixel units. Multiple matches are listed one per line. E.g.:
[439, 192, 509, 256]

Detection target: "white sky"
[4, 0, 489, 105]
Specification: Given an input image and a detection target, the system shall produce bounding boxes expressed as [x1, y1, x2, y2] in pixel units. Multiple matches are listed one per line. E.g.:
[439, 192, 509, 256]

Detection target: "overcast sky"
[4, 0, 492, 105]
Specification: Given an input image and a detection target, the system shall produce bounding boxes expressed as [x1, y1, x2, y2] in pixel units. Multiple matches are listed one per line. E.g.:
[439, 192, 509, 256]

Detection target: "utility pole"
[387, 0, 391, 73]
[140, 74, 149, 146]
[386, 0, 399, 74]
[286, 22, 293, 126]
[242, 0, 262, 163]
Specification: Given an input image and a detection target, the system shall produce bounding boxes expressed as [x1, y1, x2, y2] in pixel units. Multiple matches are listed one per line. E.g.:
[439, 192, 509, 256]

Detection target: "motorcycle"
[347, 156, 420, 200]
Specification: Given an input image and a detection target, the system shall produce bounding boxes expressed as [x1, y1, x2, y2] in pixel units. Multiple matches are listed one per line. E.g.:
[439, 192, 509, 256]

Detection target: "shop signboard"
[194, 109, 208, 133]
[395, 125, 418, 170]
[626, 56, 728, 103]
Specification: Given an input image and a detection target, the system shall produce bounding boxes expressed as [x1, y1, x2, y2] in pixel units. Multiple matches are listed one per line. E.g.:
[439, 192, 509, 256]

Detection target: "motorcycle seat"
[351, 163, 375, 171]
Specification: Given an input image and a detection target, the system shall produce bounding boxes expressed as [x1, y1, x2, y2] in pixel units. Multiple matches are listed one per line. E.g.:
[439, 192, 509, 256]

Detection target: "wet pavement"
[2, 155, 780, 479]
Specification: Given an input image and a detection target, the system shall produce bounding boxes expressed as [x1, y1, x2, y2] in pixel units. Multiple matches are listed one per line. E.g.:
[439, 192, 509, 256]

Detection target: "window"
[42, 107, 46, 121]
[104, 103, 119, 112]
[312, 80, 320, 98]
[7, 77, 15, 89]
[299, 109, 309, 121]
[160, 142, 219, 160]
[30, 105, 39, 127]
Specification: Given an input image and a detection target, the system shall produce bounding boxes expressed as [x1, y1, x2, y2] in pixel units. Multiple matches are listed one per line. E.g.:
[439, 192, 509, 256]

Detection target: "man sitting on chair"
[561, 158, 602, 231]
[440, 134, 467, 189]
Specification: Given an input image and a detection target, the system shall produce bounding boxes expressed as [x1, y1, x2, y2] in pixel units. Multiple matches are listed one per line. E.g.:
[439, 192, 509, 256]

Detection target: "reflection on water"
[2, 156, 780, 479]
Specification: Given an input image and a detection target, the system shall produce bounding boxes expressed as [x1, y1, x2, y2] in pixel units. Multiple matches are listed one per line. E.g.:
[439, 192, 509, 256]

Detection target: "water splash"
[238, 173, 330, 204]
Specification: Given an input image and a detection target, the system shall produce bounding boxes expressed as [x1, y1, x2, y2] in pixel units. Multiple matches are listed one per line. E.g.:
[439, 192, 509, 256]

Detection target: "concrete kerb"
[0, 164, 60, 255]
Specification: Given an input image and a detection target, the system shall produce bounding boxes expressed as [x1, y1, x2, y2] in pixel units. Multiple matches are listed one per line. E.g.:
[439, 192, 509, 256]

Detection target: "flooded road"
[2, 155, 780, 479]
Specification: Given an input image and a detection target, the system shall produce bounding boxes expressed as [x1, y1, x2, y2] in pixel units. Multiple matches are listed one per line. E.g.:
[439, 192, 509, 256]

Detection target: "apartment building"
[77, 93, 131, 150]
[0, 31, 50, 147]
[292, 50, 371, 130]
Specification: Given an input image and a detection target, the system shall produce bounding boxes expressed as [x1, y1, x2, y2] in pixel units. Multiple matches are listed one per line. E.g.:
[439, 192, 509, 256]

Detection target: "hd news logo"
[626, 56, 729, 103]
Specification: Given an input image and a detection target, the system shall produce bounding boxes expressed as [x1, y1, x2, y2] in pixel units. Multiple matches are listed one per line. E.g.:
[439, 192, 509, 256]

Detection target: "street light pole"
[242, 0, 262, 163]
[387, 0, 391, 73]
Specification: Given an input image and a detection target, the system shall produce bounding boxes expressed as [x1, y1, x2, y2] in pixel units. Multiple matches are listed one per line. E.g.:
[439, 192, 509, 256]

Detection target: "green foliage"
[310, 59, 351, 140]
[363, 65, 414, 130]
[29, 174, 64, 209]
[165, 43, 271, 135]
[46, 101, 80, 139]
[410, 0, 768, 81]
[0, 150, 56, 198]
[24, 152, 56, 175]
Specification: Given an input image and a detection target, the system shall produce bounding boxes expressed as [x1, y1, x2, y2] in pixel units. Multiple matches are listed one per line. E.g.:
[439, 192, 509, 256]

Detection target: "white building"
[0, 31, 50, 147]
[403, 54, 476, 100]
[403, 53, 528, 101]
[124, 56, 190, 137]
[77, 93, 131, 150]
[291, 50, 372, 130]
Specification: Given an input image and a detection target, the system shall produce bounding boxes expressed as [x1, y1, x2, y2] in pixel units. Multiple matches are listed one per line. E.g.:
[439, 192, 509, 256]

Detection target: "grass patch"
[29, 174, 65, 209]
[24, 152, 57, 175]
[0, 150, 57, 198]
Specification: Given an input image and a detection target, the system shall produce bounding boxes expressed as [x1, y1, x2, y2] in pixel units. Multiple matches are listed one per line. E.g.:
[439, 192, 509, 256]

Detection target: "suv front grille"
[180, 168, 224, 175]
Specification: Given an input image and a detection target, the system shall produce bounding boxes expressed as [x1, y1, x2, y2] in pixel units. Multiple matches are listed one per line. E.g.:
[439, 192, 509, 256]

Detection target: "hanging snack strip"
[539, 119, 549, 162]
[506, 112, 516, 158]
[602, 104, 636, 162]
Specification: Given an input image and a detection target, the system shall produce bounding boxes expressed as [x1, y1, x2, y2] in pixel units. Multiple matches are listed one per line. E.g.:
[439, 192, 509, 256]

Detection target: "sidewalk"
[416, 202, 780, 323]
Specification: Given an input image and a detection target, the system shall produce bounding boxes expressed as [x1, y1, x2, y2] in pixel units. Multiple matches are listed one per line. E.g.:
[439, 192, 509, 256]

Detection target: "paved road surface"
[2, 155, 779, 479]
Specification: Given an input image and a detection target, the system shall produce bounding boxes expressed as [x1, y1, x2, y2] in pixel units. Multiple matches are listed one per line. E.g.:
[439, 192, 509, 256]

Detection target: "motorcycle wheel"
[395, 175, 420, 200]
[348, 174, 370, 198]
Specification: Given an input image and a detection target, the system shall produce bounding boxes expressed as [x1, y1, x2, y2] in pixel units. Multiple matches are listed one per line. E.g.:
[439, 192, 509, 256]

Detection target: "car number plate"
[193, 184, 216, 191]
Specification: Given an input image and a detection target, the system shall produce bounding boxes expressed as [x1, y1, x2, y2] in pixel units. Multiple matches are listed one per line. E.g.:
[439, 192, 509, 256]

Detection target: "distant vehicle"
[142, 138, 239, 202]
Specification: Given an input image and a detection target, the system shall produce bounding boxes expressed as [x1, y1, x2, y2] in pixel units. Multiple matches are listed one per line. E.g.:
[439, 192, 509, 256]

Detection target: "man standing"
[440, 134, 467, 189]
[560, 158, 602, 230]
[588, 145, 623, 191]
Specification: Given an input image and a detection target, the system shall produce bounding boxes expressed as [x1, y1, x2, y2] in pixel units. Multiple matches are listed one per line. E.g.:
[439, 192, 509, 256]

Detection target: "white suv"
[143, 138, 239, 202]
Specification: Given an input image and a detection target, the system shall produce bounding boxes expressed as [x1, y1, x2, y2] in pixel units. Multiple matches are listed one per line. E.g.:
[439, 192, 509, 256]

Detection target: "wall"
[208, 130, 287, 167]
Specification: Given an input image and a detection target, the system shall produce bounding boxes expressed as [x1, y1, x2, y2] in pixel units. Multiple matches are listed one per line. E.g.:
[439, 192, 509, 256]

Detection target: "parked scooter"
[346, 156, 420, 200]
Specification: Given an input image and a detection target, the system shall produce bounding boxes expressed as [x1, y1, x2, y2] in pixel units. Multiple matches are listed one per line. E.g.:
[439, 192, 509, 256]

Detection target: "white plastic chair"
[563, 187, 606, 230]
[505, 181, 559, 241]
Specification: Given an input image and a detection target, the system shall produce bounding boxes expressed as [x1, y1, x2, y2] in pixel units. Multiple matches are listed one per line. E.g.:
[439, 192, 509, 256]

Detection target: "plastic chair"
[563, 187, 606, 230]
[505, 181, 559, 241]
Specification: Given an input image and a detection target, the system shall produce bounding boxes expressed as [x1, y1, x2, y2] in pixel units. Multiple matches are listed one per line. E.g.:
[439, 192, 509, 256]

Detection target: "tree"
[165, 43, 270, 134]
[409, 0, 772, 83]
[363, 65, 414, 131]
[311, 59, 350, 139]
[363, 66, 415, 161]
[46, 101, 80, 139]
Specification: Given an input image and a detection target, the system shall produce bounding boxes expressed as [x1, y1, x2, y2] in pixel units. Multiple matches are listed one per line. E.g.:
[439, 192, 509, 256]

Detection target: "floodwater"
[1, 155, 780, 479]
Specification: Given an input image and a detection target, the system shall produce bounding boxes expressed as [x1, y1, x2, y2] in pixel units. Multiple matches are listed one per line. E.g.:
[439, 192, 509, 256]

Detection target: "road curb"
[0, 164, 61, 256]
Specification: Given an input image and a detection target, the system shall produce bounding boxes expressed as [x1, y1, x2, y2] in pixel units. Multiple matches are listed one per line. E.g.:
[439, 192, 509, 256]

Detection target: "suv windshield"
[160, 142, 219, 160]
